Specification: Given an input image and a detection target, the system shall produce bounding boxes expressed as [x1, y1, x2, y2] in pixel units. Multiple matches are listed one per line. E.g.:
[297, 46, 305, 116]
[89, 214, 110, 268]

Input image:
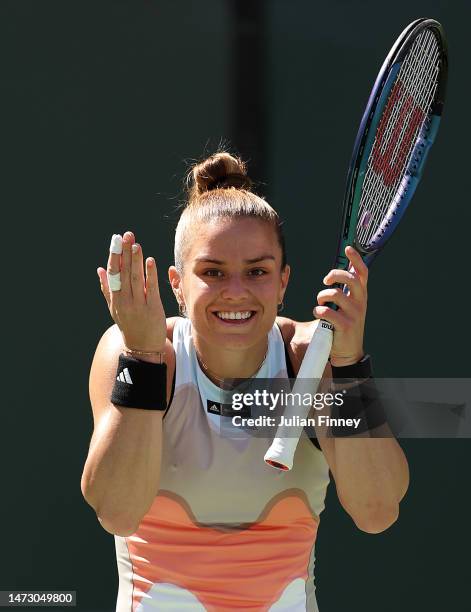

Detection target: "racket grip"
[264, 321, 333, 470]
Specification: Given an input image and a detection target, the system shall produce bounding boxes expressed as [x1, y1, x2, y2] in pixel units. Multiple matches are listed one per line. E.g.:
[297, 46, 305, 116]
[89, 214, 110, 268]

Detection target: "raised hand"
[97, 231, 167, 353]
[313, 245, 368, 367]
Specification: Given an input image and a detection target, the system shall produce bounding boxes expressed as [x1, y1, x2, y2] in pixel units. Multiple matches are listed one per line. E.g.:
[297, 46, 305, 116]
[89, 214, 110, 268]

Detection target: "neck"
[193, 336, 268, 385]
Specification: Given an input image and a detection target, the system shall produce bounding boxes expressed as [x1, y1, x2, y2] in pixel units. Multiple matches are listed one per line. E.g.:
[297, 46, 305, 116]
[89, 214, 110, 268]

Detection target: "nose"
[220, 274, 250, 301]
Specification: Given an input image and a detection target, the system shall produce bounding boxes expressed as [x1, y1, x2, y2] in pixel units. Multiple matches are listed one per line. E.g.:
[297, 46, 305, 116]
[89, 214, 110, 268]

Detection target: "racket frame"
[264, 18, 448, 471]
[334, 18, 447, 271]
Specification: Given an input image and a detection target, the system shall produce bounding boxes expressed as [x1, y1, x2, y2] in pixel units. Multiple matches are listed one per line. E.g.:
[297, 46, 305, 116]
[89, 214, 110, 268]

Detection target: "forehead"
[188, 217, 279, 261]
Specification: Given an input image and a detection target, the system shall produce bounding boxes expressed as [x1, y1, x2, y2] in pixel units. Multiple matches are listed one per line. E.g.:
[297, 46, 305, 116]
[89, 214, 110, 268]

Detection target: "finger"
[313, 305, 352, 331]
[317, 289, 363, 322]
[120, 231, 135, 295]
[317, 288, 357, 316]
[106, 234, 124, 295]
[345, 246, 369, 287]
[106, 234, 123, 290]
[323, 269, 364, 301]
[97, 267, 111, 308]
[145, 257, 161, 305]
[131, 242, 146, 303]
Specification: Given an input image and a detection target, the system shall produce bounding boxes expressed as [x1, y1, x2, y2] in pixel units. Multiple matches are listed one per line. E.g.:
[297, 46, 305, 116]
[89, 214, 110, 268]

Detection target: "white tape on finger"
[107, 271, 122, 291]
[110, 234, 123, 255]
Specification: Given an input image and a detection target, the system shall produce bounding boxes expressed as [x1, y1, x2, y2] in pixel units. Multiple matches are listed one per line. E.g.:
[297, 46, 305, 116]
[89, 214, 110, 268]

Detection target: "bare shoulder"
[166, 316, 180, 342]
[276, 316, 319, 350]
[275, 316, 296, 343]
[88, 323, 176, 430]
[276, 316, 321, 375]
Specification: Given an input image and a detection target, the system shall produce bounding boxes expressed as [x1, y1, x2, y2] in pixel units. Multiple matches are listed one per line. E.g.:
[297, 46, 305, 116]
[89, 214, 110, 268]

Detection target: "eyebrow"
[194, 255, 276, 265]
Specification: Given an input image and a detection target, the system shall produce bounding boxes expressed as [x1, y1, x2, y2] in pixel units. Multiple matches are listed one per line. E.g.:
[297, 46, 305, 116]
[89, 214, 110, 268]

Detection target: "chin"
[209, 312, 274, 347]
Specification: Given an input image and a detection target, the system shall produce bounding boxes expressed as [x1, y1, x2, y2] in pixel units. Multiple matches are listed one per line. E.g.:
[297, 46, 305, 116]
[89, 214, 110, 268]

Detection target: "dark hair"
[174, 152, 287, 273]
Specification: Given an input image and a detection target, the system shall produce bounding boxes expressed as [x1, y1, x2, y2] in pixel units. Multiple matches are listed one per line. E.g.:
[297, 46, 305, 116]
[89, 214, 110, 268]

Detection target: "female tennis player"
[81, 152, 409, 611]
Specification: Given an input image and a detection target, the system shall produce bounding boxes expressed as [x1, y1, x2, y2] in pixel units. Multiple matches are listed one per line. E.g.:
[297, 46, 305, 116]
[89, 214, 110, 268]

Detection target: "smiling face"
[169, 217, 290, 352]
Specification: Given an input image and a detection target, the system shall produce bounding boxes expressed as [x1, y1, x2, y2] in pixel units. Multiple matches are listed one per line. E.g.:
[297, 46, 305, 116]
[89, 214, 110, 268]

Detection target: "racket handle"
[264, 321, 333, 470]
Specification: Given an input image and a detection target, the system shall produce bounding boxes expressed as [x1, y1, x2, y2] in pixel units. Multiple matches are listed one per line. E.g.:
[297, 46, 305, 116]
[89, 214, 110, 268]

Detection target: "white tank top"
[115, 317, 330, 611]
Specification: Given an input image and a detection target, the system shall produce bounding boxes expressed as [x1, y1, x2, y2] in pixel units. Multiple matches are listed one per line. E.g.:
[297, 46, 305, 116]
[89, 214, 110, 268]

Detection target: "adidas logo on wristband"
[117, 367, 133, 384]
[111, 354, 167, 411]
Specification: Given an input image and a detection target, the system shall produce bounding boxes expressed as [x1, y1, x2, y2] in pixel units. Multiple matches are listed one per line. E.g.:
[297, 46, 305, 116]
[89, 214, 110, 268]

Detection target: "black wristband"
[331, 354, 372, 381]
[329, 355, 387, 436]
[330, 378, 387, 436]
[111, 354, 167, 411]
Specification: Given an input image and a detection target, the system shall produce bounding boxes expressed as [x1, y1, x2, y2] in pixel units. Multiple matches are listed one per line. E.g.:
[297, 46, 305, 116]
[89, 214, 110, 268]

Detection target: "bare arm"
[81, 326, 175, 536]
[322, 440, 409, 534]
[278, 315, 409, 535]
[315, 364, 409, 534]
[312, 246, 409, 533]
[80, 231, 175, 536]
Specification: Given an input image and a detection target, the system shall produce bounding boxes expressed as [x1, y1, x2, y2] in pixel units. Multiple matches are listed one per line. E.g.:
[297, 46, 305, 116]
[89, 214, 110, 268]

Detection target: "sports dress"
[114, 317, 330, 611]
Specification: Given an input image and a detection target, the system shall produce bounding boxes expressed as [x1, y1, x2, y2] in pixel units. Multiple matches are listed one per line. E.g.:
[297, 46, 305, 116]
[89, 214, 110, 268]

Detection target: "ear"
[279, 264, 290, 302]
[168, 266, 184, 302]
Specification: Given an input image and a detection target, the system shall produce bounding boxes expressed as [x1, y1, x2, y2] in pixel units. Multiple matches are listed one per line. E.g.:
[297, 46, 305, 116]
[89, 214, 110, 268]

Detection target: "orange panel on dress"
[126, 492, 319, 611]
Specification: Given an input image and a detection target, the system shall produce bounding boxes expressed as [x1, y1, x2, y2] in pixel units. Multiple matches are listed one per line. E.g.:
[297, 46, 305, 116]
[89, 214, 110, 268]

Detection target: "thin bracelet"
[123, 346, 165, 364]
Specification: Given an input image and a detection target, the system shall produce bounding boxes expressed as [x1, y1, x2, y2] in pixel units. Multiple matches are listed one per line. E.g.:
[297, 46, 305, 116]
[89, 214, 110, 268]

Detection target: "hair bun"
[189, 152, 253, 197]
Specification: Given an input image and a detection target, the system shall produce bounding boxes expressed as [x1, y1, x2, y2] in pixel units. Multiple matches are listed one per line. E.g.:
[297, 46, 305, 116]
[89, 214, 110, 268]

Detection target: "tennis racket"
[264, 18, 448, 470]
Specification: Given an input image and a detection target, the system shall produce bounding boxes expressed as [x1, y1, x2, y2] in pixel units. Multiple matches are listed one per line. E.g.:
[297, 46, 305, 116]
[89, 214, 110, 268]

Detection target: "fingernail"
[132, 243, 139, 254]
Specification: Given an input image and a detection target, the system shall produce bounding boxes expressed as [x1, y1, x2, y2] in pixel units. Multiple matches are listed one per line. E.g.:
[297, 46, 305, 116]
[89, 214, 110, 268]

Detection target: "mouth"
[211, 310, 258, 326]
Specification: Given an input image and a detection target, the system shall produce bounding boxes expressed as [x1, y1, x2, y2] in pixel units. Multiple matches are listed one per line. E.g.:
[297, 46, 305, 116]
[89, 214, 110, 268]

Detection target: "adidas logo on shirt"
[206, 400, 251, 418]
[207, 402, 221, 415]
[117, 367, 133, 384]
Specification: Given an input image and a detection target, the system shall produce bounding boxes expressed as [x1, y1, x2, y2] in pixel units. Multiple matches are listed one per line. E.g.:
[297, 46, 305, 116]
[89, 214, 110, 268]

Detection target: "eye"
[248, 268, 267, 276]
[203, 269, 224, 277]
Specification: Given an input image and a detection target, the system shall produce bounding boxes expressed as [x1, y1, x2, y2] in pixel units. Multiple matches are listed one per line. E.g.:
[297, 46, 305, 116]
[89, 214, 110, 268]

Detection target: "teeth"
[216, 311, 253, 320]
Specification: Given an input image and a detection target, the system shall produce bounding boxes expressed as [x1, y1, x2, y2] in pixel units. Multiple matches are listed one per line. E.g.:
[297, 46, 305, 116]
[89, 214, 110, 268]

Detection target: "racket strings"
[357, 30, 439, 246]
[357, 37, 440, 244]
[356, 28, 441, 248]
[363, 30, 439, 242]
[382, 31, 439, 168]
[358, 31, 439, 245]
[398, 30, 439, 112]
